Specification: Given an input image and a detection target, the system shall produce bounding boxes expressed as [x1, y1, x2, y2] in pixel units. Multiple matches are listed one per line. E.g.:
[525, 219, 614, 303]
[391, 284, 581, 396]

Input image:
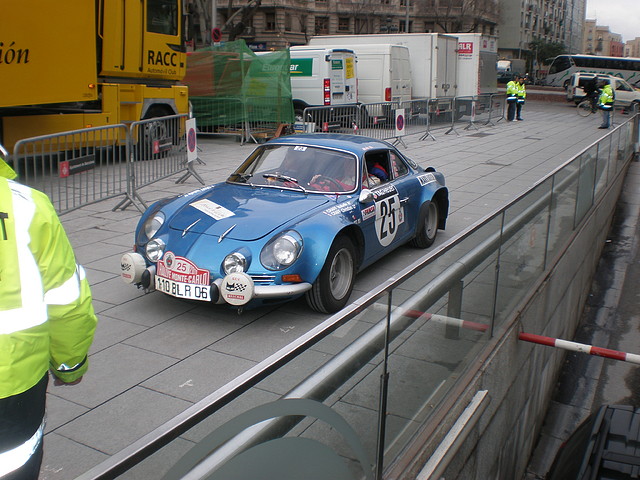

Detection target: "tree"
[528, 38, 566, 65]
[223, 0, 262, 41]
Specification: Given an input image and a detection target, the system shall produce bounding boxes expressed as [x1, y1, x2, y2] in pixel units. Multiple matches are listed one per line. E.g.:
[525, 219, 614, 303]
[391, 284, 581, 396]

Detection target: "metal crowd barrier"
[11, 115, 203, 215]
[12, 125, 130, 215]
[194, 97, 294, 145]
[301, 96, 505, 144]
[191, 97, 245, 141]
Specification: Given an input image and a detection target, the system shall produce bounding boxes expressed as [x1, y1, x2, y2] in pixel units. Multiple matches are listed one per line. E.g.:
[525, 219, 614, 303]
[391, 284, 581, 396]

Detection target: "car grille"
[251, 274, 276, 285]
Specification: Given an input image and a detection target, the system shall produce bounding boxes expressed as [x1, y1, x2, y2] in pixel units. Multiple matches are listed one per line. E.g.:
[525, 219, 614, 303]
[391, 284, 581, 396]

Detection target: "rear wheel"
[577, 100, 593, 117]
[410, 201, 439, 248]
[306, 236, 356, 313]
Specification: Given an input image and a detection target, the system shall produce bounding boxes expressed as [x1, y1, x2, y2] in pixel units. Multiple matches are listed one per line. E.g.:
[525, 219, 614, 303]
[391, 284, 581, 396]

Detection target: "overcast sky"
[585, 0, 639, 42]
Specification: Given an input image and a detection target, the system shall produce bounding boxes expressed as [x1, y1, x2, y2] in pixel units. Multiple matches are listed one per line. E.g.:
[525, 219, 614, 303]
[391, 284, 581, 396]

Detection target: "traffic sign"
[212, 28, 222, 43]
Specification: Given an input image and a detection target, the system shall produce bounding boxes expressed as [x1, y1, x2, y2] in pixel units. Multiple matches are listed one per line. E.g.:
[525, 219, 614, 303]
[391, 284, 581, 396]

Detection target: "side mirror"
[359, 189, 374, 204]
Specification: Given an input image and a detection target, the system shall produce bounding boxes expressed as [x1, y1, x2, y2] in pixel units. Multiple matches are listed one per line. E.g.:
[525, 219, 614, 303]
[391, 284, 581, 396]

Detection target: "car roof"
[265, 134, 396, 156]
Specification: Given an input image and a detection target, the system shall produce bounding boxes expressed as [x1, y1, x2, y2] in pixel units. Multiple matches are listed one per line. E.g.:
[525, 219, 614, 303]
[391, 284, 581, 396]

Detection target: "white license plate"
[155, 276, 210, 301]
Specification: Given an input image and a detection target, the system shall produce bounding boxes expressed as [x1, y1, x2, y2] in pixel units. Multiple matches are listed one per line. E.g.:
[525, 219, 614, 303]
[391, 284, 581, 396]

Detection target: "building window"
[315, 16, 329, 34]
[285, 13, 292, 31]
[265, 11, 276, 31]
[338, 17, 350, 31]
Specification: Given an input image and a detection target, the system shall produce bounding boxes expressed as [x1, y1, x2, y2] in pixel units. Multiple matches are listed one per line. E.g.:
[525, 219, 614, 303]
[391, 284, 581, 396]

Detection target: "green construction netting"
[183, 40, 294, 127]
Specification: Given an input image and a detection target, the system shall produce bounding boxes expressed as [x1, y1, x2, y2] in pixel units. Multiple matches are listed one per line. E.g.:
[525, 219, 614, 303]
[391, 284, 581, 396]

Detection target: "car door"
[358, 149, 415, 265]
[613, 78, 634, 106]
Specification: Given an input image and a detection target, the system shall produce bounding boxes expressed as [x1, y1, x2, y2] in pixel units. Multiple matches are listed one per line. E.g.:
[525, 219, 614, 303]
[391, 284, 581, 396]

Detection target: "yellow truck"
[0, 0, 189, 150]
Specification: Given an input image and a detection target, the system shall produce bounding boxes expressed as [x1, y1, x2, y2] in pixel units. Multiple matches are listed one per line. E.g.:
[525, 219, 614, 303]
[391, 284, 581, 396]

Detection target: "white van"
[310, 43, 412, 105]
[566, 72, 640, 107]
[288, 46, 358, 119]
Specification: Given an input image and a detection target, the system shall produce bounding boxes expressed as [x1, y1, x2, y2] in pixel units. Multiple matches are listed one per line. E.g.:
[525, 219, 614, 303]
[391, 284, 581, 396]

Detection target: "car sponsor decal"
[323, 201, 357, 217]
[190, 199, 235, 220]
[418, 173, 437, 186]
[221, 272, 255, 305]
[373, 185, 404, 247]
[156, 252, 210, 285]
[361, 205, 375, 221]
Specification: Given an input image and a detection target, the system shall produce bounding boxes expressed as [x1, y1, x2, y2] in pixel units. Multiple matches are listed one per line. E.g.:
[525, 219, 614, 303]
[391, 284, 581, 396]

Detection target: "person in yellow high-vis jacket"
[0, 153, 97, 479]
[516, 76, 527, 121]
[506, 77, 519, 121]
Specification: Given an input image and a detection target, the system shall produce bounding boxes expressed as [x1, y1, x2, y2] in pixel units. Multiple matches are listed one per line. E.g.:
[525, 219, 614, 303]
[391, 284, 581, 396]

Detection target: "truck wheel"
[306, 236, 356, 313]
[410, 201, 439, 248]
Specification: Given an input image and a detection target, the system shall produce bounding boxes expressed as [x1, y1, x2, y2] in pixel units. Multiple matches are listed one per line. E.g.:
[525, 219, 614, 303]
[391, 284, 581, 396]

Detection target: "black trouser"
[507, 98, 517, 120]
[0, 374, 48, 480]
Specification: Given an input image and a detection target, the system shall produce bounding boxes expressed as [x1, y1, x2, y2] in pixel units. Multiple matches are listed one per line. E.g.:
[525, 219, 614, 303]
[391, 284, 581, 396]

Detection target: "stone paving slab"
[38, 101, 620, 479]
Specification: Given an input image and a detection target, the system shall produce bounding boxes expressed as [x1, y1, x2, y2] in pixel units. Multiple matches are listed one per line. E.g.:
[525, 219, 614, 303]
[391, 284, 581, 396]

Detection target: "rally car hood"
[167, 183, 333, 241]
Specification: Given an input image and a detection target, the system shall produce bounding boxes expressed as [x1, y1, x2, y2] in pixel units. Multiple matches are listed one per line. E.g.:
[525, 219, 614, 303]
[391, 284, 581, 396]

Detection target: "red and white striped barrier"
[519, 332, 640, 365]
[369, 303, 640, 364]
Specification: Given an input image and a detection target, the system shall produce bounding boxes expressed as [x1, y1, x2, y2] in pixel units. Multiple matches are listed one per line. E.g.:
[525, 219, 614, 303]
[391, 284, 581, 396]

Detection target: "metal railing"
[12, 125, 130, 215]
[76, 115, 638, 479]
[11, 115, 202, 215]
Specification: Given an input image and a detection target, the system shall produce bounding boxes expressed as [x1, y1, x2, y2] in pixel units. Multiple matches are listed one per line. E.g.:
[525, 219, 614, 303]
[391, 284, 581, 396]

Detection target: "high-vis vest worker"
[517, 81, 526, 104]
[599, 84, 614, 110]
[506, 80, 518, 102]
[0, 159, 97, 476]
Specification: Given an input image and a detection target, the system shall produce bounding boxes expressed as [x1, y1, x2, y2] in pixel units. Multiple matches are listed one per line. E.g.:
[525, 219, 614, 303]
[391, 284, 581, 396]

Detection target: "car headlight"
[260, 230, 303, 271]
[223, 252, 247, 274]
[143, 212, 165, 240]
[145, 238, 166, 262]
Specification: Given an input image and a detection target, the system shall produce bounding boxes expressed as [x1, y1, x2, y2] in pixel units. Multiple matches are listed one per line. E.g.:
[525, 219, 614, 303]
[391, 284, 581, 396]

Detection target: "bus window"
[147, 0, 178, 35]
[549, 56, 571, 75]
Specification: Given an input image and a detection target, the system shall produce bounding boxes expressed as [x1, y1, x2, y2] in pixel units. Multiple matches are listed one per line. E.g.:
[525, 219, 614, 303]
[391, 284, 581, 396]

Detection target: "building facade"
[625, 38, 640, 58]
[187, 0, 501, 51]
[583, 20, 624, 57]
[497, 0, 585, 59]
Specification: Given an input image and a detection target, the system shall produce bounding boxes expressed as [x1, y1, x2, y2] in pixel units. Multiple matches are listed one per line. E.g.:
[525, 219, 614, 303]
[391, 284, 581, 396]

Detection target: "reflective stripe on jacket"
[517, 83, 526, 102]
[0, 176, 97, 399]
[506, 80, 518, 100]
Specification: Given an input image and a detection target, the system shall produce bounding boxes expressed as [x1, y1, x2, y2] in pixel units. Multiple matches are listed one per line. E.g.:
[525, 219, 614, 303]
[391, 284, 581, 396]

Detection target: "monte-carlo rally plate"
[155, 252, 211, 301]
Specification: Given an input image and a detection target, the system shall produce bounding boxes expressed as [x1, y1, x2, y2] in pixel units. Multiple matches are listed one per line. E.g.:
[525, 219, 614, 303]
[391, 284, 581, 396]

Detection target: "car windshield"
[227, 144, 359, 193]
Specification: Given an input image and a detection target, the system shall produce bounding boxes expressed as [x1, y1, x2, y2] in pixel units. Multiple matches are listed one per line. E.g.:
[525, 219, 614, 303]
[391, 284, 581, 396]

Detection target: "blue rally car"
[121, 134, 448, 313]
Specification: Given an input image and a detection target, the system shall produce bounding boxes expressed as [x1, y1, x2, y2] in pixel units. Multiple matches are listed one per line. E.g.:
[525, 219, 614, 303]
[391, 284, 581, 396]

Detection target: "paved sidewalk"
[39, 101, 626, 479]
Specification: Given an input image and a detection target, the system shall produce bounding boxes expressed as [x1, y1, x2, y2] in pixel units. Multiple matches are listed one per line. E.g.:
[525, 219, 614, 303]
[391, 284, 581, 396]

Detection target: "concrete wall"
[393, 152, 632, 479]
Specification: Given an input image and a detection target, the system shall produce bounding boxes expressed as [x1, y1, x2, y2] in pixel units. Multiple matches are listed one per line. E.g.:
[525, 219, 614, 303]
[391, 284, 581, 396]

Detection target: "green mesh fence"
[184, 40, 294, 128]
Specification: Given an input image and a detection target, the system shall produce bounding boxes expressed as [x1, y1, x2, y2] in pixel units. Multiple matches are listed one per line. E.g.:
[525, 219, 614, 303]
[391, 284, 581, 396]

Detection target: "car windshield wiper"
[262, 173, 307, 193]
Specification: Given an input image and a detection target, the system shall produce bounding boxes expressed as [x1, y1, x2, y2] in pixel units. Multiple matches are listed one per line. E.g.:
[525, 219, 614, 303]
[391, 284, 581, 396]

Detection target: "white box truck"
[449, 34, 498, 97]
[310, 33, 458, 99]
[288, 46, 358, 119]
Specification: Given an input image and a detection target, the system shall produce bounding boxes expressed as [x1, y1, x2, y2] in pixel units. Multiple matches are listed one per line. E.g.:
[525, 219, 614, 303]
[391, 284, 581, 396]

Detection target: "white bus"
[544, 54, 640, 88]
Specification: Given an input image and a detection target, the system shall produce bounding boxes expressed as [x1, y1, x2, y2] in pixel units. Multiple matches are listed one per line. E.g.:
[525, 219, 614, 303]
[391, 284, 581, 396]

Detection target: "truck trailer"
[0, 0, 190, 150]
[309, 33, 458, 99]
[449, 34, 498, 97]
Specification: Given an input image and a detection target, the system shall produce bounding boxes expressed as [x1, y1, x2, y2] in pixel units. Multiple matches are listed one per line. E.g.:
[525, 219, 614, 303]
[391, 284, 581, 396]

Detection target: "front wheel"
[306, 236, 356, 313]
[410, 201, 439, 248]
[577, 100, 593, 117]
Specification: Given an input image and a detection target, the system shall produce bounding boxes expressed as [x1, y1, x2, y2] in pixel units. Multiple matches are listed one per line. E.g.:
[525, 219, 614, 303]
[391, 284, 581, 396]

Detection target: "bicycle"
[577, 98, 598, 117]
